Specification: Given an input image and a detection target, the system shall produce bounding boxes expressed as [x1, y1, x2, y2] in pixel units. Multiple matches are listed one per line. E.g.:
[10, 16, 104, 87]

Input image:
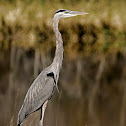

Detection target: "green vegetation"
[0, 0, 126, 58]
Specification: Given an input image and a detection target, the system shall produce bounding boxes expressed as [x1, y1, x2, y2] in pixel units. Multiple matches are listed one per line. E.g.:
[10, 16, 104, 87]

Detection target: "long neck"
[52, 16, 64, 74]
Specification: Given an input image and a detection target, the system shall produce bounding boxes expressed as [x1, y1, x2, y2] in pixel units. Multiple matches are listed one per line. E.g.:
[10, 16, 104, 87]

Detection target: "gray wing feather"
[18, 69, 55, 124]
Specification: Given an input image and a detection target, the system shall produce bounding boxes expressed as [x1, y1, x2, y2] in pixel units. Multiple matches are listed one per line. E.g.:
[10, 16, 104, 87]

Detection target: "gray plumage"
[17, 9, 88, 126]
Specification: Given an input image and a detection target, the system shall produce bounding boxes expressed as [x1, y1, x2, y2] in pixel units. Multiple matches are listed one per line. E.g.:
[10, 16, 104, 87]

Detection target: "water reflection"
[0, 46, 125, 126]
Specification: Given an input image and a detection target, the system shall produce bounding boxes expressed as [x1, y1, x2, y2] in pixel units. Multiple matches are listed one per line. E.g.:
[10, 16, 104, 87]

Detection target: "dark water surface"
[0, 46, 125, 126]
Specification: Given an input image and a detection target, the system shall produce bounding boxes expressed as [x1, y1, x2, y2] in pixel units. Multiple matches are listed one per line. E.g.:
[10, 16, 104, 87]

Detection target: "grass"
[56, 89, 62, 126]
[9, 89, 19, 126]
[0, 0, 125, 59]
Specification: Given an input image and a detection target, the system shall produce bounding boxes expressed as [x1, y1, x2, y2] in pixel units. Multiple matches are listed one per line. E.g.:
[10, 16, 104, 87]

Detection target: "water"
[0, 46, 125, 126]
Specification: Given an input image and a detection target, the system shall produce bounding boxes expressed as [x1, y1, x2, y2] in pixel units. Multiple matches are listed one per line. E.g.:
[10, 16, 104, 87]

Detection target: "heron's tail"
[17, 105, 26, 126]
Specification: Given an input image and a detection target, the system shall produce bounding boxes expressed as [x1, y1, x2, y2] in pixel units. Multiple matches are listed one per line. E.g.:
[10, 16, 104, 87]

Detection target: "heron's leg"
[39, 100, 48, 126]
[40, 107, 42, 120]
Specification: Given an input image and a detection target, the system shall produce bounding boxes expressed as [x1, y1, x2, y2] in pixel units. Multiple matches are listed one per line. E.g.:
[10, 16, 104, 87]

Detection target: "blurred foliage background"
[0, 0, 126, 126]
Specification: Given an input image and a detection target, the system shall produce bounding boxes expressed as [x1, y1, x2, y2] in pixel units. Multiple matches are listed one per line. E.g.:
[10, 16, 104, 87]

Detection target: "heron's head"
[53, 9, 88, 19]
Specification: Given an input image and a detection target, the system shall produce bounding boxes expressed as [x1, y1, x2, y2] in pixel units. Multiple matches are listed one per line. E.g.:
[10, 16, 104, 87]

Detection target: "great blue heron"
[17, 9, 88, 126]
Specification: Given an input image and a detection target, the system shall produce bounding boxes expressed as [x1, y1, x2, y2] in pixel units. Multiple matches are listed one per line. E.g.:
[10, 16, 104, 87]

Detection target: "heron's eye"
[65, 11, 69, 13]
